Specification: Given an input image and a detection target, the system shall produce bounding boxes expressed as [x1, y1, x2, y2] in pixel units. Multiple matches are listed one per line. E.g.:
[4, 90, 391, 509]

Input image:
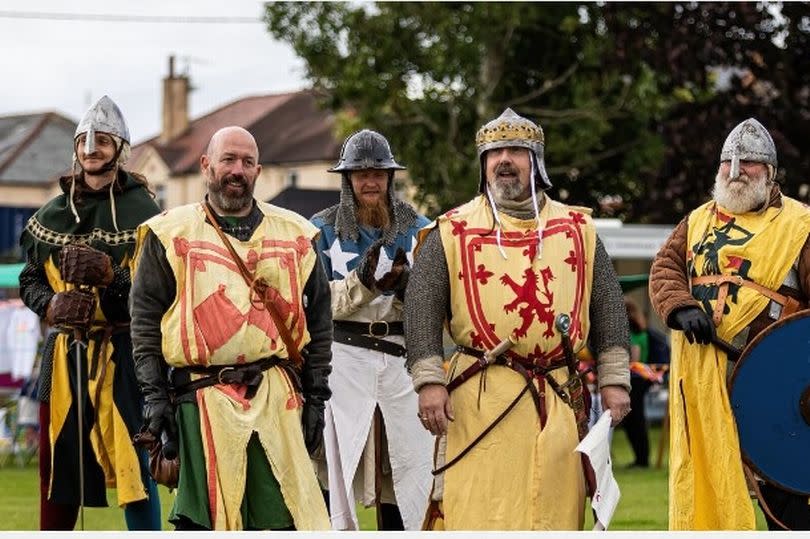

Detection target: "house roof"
[0, 112, 77, 185]
[131, 90, 341, 175]
[267, 187, 340, 220]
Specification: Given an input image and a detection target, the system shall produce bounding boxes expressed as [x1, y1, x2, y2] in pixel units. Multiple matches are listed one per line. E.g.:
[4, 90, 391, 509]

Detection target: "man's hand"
[673, 307, 716, 345]
[601, 385, 631, 427]
[302, 401, 325, 457]
[356, 239, 384, 289]
[418, 383, 454, 435]
[143, 397, 176, 440]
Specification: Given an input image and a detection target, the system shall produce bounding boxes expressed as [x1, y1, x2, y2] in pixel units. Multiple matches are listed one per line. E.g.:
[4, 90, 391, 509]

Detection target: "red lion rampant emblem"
[500, 267, 555, 338]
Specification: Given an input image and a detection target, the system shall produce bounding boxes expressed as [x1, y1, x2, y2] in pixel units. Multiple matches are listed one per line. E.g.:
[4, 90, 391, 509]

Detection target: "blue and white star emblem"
[325, 237, 360, 278]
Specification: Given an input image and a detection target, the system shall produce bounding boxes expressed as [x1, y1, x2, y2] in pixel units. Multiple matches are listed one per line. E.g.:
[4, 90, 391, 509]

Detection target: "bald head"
[201, 126, 262, 217]
[206, 126, 259, 158]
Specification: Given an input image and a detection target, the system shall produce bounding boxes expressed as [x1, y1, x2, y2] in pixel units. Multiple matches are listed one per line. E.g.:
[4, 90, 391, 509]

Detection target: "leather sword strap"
[202, 202, 303, 368]
[691, 274, 802, 326]
[432, 345, 568, 476]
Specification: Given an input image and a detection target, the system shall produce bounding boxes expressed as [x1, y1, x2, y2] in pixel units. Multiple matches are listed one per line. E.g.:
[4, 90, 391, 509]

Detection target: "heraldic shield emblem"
[448, 208, 590, 366]
[730, 310, 810, 495]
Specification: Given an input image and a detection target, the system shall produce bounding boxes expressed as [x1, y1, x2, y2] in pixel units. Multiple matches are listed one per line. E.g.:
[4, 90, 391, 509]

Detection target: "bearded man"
[129, 126, 332, 530]
[650, 118, 810, 530]
[310, 130, 433, 530]
[404, 109, 631, 530]
[18, 96, 162, 529]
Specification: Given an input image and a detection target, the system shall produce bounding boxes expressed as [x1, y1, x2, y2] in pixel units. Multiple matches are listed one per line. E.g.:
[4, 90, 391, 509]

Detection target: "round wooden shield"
[729, 310, 810, 495]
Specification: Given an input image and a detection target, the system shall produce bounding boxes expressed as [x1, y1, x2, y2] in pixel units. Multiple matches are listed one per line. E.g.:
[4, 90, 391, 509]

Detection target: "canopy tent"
[0, 263, 23, 289]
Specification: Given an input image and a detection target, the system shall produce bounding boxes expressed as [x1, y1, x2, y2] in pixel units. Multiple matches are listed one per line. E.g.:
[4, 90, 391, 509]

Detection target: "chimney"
[160, 55, 190, 143]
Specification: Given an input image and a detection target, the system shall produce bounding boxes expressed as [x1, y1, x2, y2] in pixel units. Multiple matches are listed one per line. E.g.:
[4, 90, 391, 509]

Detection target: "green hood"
[20, 170, 161, 266]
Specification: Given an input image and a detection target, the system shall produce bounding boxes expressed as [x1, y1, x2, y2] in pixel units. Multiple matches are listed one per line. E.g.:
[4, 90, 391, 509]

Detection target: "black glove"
[134, 353, 177, 456]
[673, 307, 716, 345]
[356, 239, 384, 289]
[376, 247, 410, 299]
[302, 400, 325, 457]
[143, 396, 176, 437]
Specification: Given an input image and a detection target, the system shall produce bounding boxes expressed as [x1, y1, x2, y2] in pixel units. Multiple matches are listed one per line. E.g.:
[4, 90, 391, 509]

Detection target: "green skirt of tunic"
[169, 402, 294, 530]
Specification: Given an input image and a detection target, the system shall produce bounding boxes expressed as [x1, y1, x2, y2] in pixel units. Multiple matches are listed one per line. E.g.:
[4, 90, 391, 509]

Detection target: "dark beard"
[207, 172, 254, 213]
[356, 200, 390, 229]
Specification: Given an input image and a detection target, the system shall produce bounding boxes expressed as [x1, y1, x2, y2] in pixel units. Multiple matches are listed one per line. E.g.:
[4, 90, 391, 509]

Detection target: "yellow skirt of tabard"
[431, 352, 585, 530]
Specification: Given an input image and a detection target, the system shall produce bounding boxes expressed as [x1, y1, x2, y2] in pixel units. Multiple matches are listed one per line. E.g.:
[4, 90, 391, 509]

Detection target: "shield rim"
[729, 308, 810, 496]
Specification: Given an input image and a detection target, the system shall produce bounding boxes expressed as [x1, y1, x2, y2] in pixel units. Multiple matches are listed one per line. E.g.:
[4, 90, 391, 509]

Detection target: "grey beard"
[490, 177, 529, 202]
[712, 172, 770, 214]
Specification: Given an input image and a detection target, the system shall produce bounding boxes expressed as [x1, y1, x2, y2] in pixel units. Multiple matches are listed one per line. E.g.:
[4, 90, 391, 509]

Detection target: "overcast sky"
[0, 0, 307, 143]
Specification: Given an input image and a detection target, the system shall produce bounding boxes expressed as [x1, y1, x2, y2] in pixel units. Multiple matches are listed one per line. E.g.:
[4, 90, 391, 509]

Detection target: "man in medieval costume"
[649, 118, 810, 530]
[404, 108, 631, 530]
[311, 129, 433, 530]
[129, 126, 332, 530]
[18, 96, 162, 530]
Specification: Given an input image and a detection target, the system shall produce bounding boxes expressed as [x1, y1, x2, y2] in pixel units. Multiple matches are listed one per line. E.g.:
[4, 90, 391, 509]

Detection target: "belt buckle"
[217, 366, 236, 384]
[367, 321, 389, 338]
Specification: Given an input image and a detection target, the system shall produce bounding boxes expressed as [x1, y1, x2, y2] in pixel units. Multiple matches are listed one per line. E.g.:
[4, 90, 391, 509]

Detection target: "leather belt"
[450, 344, 565, 392]
[333, 321, 406, 357]
[171, 356, 283, 400]
[333, 320, 404, 337]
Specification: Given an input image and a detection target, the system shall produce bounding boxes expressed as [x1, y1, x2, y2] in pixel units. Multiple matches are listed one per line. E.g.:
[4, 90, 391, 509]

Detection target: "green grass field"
[0, 425, 767, 530]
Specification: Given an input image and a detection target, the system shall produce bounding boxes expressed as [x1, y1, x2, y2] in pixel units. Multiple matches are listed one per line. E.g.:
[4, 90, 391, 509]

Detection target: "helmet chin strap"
[485, 186, 508, 260]
[529, 155, 545, 260]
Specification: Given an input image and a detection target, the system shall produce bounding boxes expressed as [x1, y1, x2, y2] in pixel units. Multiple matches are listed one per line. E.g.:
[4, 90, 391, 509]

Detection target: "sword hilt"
[555, 313, 571, 336]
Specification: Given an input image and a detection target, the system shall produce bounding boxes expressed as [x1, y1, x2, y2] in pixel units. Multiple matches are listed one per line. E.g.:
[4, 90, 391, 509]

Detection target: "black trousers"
[759, 482, 810, 530]
[621, 376, 652, 466]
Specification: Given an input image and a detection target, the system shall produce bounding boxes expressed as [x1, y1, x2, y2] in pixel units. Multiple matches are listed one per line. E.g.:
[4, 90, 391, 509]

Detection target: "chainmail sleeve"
[19, 259, 54, 319]
[588, 235, 631, 391]
[404, 227, 449, 371]
[18, 257, 57, 402]
[99, 265, 132, 322]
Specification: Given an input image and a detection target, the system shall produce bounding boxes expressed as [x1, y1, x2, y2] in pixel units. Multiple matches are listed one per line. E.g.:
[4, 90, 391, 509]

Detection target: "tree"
[265, 2, 668, 217]
[600, 2, 810, 222]
[265, 2, 810, 223]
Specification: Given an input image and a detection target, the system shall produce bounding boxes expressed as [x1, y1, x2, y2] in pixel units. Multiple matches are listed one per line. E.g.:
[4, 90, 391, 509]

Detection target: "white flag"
[575, 409, 620, 530]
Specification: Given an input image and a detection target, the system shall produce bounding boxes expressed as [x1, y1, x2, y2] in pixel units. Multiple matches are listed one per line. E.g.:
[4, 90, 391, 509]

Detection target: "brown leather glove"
[59, 244, 114, 287]
[45, 289, 96, 330]
[376, 247, 409, 296]
[356, 239, 384, 289]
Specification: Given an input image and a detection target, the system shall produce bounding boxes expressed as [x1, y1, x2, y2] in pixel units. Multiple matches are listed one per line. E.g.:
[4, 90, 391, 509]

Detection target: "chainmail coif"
[315, 173, 419, 245]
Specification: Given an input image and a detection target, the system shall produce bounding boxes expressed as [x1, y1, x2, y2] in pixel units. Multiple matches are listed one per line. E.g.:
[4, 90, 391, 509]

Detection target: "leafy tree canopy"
[265, 2, 810, 223]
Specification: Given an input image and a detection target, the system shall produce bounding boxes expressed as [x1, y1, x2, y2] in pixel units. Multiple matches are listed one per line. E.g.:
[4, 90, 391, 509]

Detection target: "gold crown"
[476, 121, 544, 147]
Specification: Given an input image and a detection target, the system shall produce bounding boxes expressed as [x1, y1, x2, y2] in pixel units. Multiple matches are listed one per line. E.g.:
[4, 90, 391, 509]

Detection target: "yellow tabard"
[669, 196, 810, 530]
[135, 201, 329, 530]
[44, 257, 146, 507]
[429, 194, 596, 530]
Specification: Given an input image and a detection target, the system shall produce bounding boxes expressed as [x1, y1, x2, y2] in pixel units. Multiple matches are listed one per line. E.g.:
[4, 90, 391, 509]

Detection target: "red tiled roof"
[131, 90, 340, 175]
